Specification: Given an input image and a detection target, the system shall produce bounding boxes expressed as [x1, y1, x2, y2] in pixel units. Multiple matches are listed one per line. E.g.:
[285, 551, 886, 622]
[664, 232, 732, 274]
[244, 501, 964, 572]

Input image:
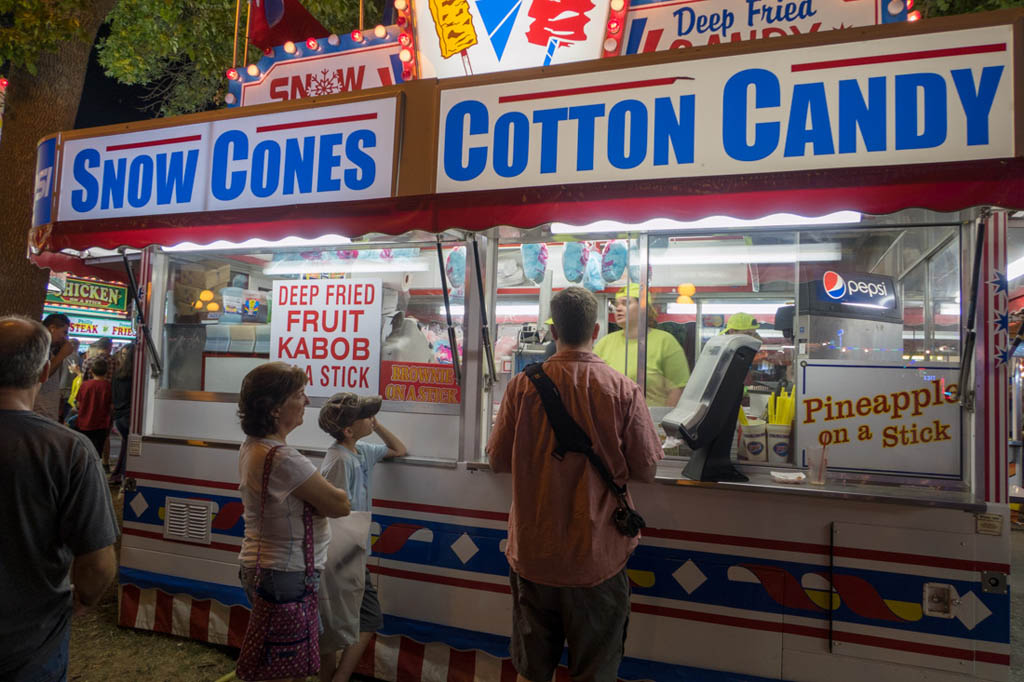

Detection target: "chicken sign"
[414, 0, 609, 77]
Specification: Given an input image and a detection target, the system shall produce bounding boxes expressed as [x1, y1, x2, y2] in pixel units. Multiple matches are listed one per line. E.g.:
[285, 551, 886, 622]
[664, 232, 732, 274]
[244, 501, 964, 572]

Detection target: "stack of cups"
[766, 424, 792, 465]
[739, 420, 768, 462]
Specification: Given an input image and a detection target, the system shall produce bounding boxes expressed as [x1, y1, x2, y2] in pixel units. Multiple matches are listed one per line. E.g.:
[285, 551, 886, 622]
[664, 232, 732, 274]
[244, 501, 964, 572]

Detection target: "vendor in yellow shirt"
[594, 284, 690, 407]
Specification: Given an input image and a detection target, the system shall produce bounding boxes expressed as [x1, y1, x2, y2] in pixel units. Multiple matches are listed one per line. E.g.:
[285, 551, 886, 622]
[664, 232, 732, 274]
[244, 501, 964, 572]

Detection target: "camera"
[612, 505, 646, 538]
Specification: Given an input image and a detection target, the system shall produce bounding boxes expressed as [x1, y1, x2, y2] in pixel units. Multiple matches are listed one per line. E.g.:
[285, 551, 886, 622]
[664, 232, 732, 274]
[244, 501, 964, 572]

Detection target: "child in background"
[76, 357, 112, 460]
[317, 393, 407, 682]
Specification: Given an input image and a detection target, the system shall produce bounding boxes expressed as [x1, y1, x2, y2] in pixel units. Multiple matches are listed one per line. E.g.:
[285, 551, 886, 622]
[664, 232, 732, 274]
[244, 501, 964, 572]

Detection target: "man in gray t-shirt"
[0, 316, 119, 681]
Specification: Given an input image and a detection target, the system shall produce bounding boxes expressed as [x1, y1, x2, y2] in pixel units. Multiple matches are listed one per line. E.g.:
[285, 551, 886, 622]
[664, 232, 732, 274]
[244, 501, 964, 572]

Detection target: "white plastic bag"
[318, 511, 371, 651]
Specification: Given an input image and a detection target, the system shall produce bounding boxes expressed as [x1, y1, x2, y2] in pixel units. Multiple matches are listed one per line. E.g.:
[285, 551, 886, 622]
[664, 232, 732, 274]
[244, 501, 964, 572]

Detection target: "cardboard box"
[179, 263, 231, 290]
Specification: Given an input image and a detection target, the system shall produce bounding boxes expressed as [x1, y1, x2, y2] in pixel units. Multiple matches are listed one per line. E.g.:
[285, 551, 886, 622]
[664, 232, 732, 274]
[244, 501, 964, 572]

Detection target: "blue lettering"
[250, 140, 281, 198]
[653, 95, 694, 166]
[211, 131, 248, 201]
[569, 104, 605, 171]
[895, 73, 946, 150]
[155, 150, 198, 205]
[607, 99, 647, 170]
[723, 68, 780, 161]
[344, 130, 377, 190]
[493, 112, 529, 178]
[533, 108, 567, 174]
[127, 156, 154, 208]
[101, 158, 126, 210]
[838, 77, 885, 153]
[951, 66, 1003, 146]
[444, 100, 488, 182]
[784, 82, 834, 157]
[317, 133, 344, 192]
[283, 137, 316, 195]
[71, 149, 100, 212]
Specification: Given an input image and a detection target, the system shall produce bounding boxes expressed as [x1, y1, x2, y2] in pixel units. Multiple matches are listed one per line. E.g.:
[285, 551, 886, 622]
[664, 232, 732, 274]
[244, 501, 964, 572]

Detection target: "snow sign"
[271, 279, 383, 397]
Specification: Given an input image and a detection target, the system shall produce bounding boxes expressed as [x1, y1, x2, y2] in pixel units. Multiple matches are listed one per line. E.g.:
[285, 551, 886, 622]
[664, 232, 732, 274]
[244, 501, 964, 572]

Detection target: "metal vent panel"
[163, 496, 214, 545]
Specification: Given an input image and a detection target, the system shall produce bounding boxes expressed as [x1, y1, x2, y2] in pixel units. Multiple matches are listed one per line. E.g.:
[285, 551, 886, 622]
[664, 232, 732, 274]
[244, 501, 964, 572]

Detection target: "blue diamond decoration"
[476, 0, 522, 61]
[989, 270, 1008, 295]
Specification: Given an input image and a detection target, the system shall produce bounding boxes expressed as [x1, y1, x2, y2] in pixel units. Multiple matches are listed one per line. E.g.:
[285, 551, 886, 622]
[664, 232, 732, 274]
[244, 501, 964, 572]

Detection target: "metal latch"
[981, 571, 1007, 594]
[922, 582, 958, 618]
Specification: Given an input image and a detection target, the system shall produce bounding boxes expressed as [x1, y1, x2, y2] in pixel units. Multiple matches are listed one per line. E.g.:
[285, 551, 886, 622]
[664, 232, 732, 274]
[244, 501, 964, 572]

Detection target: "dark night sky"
[74, 25, 165, 130]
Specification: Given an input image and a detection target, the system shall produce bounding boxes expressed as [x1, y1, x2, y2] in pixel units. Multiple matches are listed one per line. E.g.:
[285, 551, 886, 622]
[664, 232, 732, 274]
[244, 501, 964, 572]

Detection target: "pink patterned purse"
[236, 446, 320, 681]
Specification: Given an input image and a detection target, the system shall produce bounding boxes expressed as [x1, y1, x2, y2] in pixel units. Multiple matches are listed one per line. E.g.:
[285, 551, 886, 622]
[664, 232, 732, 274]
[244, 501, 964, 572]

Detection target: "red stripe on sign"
[978, 649, 1012, 665]
[447, 648, 476, 682]
[497, 77, 682, 104]
[645, 526, 1009, 572]
[256, 113, 378, 133]
[500, 658, 519, 682]
[189, 599, 211, 641]
[371, 564, 511, 594]
[792, 43, 1006, 72]
[119, 584, 141, 628]
[633, 603, 1008, 665]
[397, 637, 425, 682]
[122, 526, 243, 553]
[373, 498, 510, 522]
[228, 606, 249, 648]
[153, 590, 174, 633]
[106, 134, 202, 152]
[132, 470, 239, 491]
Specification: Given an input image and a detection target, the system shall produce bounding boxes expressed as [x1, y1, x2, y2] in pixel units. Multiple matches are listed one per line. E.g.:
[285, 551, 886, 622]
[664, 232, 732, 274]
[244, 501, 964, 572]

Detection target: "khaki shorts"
[509, 568, 630, 682]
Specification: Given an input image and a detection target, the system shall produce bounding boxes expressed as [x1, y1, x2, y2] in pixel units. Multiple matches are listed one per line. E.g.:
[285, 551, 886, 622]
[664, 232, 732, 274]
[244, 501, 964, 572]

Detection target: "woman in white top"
[237, 362, 351, 681]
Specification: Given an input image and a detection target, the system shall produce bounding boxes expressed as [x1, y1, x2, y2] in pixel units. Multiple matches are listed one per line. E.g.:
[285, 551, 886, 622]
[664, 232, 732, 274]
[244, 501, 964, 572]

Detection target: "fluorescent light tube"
[440, 304, 538, 316]
[264, 258, 429, 275]
[649, 243, 840, 265]
[550, 211, 861, 235]
[166, 234, 352, 252]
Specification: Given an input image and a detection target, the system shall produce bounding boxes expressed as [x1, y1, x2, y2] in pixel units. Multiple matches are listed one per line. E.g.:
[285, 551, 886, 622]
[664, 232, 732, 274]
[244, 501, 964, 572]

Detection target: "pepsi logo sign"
[823, 271, 846, 299]
[747, 442, 764, 455]
[773, 442, 789, 456]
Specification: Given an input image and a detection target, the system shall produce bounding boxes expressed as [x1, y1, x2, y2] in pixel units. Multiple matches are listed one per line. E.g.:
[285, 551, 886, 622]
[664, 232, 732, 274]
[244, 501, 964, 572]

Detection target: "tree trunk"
[0, 0, 119, 318]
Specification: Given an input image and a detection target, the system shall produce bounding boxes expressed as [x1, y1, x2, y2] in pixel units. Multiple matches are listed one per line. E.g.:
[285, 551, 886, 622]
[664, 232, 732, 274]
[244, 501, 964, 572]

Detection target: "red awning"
[33, 158, 1024, 253]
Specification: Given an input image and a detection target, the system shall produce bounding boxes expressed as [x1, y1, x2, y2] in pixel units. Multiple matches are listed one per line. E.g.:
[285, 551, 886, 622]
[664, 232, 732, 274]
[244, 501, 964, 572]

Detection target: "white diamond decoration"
[955, 591, 992, 631]
[673, 560, 707, 595]
[129, 493, 149, 518]
[451, 533, 479, 564]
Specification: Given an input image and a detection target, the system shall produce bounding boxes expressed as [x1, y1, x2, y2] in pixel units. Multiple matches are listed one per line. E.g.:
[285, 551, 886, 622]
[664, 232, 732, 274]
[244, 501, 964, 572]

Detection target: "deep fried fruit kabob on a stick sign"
[428, 0, 479, 73]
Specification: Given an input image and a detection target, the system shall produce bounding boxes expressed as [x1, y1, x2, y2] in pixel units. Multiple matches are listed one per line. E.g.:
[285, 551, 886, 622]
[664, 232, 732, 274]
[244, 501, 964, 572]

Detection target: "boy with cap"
[317, 393, 407, 682]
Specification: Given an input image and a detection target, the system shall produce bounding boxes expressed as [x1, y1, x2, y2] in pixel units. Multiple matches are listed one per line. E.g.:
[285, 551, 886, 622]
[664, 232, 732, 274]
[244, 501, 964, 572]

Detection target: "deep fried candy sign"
[414, 0, 609, 77]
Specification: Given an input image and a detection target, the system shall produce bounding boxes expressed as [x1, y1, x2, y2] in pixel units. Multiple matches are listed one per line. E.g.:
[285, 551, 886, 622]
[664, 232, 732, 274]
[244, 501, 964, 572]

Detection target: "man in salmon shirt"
[487, 286, 663, 682]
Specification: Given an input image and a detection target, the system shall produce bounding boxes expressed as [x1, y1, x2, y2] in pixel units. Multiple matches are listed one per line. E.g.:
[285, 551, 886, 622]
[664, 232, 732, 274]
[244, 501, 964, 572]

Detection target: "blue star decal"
[993, 312, 1010, 333]
[989, 270, 1008, 295]
[996, 346, 1012, 366]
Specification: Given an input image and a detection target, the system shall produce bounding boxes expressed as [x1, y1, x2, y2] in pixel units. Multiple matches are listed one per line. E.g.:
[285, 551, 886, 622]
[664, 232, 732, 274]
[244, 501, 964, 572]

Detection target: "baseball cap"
[725, 312, 759, 332]
[615, 283, 647, 302]
[318, 392, 383, 437]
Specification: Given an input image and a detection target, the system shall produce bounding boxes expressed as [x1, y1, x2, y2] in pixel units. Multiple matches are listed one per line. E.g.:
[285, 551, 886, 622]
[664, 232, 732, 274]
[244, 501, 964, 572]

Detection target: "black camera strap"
[523, 362, 629, 502]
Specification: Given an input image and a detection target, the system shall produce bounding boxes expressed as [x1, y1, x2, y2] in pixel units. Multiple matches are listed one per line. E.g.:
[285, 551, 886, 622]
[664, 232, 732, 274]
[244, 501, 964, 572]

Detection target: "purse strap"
[523, 362, 630, 504]
[254, 445, 316, 587]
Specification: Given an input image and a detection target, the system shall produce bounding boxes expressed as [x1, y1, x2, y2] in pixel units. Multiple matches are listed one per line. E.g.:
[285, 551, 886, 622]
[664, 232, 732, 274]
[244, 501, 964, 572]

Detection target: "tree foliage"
[0, 0, 95, 74]
[917, 0, 1024, 17]
[98, 0, 378, 116]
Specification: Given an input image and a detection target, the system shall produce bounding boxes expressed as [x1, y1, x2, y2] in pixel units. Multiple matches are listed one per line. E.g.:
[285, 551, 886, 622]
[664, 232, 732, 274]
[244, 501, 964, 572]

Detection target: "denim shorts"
[239, 565, 324, 634]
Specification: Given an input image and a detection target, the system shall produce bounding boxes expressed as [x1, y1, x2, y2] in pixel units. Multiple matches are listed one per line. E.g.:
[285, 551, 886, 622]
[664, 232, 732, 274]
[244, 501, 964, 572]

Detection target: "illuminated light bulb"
[199, 289, 214, 302]
[396, 15, 407, 26]
[887, 0, 903, 14]
[399, 32, 412, 46]
[225, 68, 238, 80]
[246, 64, 260, 77]
[193, 300, 204, 310]
[306, 37, 320, 50]
[603, 37, 618, 52]
[263, 47, 274, 56]
[399, 48, 413, 62]
[374, 24, 387, 38]
[224, 93, 237, 105]
[907, 9, 920, 20]
[906, 0, 914, 8]
[607, 19, 621, 33]
[394, 0, 408, 11]
[351, 29, 364, 42]
[327, 33, 341, 46]
[206, 302, 221, 312]
[0, 78, 7, 89]
[283, 41, 297, 54]
[610, 0, 625, 10]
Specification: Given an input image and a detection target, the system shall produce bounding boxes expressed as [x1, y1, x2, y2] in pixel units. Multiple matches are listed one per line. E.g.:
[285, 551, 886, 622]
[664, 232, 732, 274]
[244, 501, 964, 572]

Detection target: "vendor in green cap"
[594, 284, 690, 407]
[721, 312, 764, 341]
